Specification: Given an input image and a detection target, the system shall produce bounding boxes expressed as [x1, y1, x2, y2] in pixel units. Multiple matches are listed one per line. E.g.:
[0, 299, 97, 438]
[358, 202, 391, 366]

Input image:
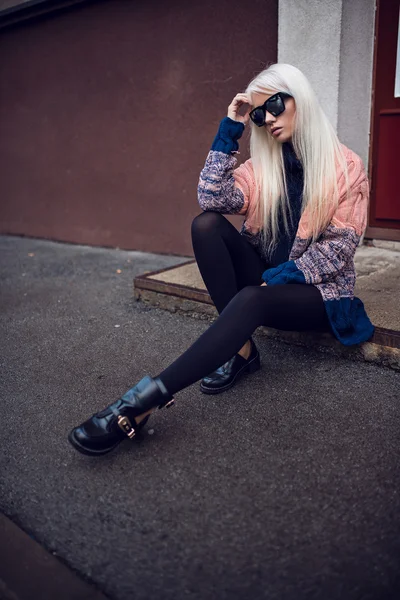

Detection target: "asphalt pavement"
[0, 235, 399, 600]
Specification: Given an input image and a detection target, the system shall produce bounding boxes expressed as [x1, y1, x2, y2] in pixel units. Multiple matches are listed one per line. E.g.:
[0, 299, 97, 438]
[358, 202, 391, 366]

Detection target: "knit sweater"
[198, 117, 374, 346]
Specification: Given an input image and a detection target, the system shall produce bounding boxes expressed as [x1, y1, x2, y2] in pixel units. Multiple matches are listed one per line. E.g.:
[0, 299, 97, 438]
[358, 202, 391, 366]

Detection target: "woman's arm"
[197, 144, 246, 214]
[197, 94, 254, 215]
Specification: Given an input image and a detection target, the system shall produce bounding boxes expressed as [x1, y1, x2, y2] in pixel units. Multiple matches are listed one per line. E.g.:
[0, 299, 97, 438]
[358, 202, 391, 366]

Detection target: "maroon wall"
[0, 0, 278, 255]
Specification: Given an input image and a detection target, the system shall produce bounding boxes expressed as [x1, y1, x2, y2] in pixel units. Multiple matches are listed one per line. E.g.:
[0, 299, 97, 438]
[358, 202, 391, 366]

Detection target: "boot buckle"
[158, 398, 175, 409]
[117, 415, 136, 439]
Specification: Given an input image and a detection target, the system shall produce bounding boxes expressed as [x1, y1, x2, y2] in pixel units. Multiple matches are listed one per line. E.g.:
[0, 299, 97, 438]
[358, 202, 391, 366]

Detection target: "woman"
[68, 63, 374, 456]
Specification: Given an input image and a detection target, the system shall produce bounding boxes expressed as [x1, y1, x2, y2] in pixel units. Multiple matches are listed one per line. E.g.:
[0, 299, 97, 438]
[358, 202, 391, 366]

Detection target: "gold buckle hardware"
[117, 415, 136, 439]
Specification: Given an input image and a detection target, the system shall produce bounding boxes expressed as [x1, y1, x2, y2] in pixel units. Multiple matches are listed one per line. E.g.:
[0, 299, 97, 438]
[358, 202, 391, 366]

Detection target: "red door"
[368, 0, 400, 240]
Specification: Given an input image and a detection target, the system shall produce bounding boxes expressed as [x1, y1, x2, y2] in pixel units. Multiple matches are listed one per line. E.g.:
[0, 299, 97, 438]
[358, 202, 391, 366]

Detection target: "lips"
[271, 127, 282, 136]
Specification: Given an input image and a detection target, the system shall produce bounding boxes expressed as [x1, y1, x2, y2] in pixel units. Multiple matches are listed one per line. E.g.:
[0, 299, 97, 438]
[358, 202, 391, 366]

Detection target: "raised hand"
[227, 93, 252, 124]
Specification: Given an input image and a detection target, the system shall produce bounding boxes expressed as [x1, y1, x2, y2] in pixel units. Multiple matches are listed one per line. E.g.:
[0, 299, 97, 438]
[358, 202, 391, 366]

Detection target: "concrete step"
[133, 245, 400, 371]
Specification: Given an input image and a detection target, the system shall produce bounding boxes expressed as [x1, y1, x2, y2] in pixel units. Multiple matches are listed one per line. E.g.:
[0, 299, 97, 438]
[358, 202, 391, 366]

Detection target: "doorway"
[367, 0, 400, 240]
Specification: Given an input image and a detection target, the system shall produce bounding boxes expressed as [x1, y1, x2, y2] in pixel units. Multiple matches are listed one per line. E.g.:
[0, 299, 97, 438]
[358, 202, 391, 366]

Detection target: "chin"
[278, 133, 291, 144]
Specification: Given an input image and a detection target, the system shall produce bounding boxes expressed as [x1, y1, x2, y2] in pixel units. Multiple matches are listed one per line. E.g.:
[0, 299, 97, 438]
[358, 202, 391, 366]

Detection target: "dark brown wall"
[0, 0, 278, 255]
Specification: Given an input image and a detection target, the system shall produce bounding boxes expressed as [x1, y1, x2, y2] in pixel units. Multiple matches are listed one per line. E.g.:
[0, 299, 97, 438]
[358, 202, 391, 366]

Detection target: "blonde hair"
[245, 63, 349, 258]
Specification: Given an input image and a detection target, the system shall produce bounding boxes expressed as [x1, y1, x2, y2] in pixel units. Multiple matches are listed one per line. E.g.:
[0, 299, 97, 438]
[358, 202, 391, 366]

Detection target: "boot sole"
[199, 354, 261, 395]
[68, 415, 151, 457]
[68, 430, 121, 456]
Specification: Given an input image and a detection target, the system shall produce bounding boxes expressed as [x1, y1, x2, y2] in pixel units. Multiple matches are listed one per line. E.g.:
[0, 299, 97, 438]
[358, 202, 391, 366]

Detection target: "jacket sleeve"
[197, 117, 255, 215]
[262, 155, 369, 286]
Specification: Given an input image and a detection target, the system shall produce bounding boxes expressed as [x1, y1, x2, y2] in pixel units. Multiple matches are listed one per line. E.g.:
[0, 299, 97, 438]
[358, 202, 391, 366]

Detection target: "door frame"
[365, 0, 400, 241]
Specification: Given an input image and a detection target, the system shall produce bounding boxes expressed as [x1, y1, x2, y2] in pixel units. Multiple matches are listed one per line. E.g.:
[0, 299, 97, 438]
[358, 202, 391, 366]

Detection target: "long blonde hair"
[245, 63, 349, 257]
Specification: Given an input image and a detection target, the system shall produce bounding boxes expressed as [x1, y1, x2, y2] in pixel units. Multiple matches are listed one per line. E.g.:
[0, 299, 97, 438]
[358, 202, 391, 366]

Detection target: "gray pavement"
[0, 235, 399, 600]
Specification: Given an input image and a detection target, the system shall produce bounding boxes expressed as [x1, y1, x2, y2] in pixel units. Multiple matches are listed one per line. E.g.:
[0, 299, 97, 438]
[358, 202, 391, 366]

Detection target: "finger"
[232, 93, 250, 104]
[230, 98, 250, 111]
[231, 97, 247, 107]
[235, 93, 251, 103]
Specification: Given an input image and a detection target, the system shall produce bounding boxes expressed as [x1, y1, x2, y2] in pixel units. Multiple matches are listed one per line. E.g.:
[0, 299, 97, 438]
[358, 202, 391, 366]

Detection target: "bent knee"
[191, 211, 226, 236]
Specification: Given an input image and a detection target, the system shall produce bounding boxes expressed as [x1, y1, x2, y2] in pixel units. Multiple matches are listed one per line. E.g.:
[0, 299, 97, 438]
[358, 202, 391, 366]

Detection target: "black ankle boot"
[200, 338, 260, 395]
[68, 376, 174, 456]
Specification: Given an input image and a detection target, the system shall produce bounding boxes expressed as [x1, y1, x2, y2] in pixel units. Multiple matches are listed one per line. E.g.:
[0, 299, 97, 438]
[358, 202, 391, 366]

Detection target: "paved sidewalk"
[1, 235, 399, 600]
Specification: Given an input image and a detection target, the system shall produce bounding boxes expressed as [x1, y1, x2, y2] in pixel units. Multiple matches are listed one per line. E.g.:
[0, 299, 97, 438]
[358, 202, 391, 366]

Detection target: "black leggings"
[157, 212, 330, 395]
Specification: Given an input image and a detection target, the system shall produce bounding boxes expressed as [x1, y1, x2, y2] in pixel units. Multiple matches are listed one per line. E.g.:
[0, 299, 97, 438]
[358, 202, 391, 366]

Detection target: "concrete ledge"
[369, 239, 400, 252]
[134, 249, 400, 371]
[258, 327, 400, 371]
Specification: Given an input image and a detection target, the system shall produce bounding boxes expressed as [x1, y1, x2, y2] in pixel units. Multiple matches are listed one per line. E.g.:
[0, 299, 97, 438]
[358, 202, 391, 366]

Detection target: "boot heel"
[247, 354, 261, 374]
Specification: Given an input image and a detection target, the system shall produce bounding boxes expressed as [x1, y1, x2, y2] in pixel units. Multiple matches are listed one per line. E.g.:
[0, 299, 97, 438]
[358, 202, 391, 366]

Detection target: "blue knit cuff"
[211, 117, 245, 154]
[324, 297, 375, 346]
[262, 260, 306, 286]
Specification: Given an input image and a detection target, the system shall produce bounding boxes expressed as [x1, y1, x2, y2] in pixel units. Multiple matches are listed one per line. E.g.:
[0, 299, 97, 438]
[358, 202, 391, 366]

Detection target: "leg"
[68, 284, 330, 456]
[192, 211, 268, 360]
[191, 212, 268, 313]
[69, 213, 268, 455]
[157, 283, 330, 395]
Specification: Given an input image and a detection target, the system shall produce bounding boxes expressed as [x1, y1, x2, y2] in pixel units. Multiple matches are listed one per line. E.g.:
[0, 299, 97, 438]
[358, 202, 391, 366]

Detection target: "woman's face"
[251, 92, 296, 143]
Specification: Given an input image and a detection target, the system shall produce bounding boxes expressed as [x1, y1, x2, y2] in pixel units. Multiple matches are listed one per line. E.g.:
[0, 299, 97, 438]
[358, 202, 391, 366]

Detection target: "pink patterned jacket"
[198, 146, 374, 346]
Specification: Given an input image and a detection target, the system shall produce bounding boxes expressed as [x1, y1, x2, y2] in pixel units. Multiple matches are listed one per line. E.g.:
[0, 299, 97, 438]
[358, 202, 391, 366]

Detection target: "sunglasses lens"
[250, 108, 265, 127]
[267, 95, 284, 116]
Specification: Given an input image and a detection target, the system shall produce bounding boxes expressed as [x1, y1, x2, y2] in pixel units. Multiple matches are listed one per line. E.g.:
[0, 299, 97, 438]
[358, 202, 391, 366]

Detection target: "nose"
[264, 111, 276, 126]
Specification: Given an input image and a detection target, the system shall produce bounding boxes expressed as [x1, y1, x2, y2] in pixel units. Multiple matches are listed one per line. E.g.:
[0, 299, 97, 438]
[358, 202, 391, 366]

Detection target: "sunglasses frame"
[249, 92, 292, 127]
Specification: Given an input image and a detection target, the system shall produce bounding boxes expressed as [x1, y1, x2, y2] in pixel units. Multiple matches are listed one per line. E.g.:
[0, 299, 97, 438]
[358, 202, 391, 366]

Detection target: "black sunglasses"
[249, 92, 292, 127]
